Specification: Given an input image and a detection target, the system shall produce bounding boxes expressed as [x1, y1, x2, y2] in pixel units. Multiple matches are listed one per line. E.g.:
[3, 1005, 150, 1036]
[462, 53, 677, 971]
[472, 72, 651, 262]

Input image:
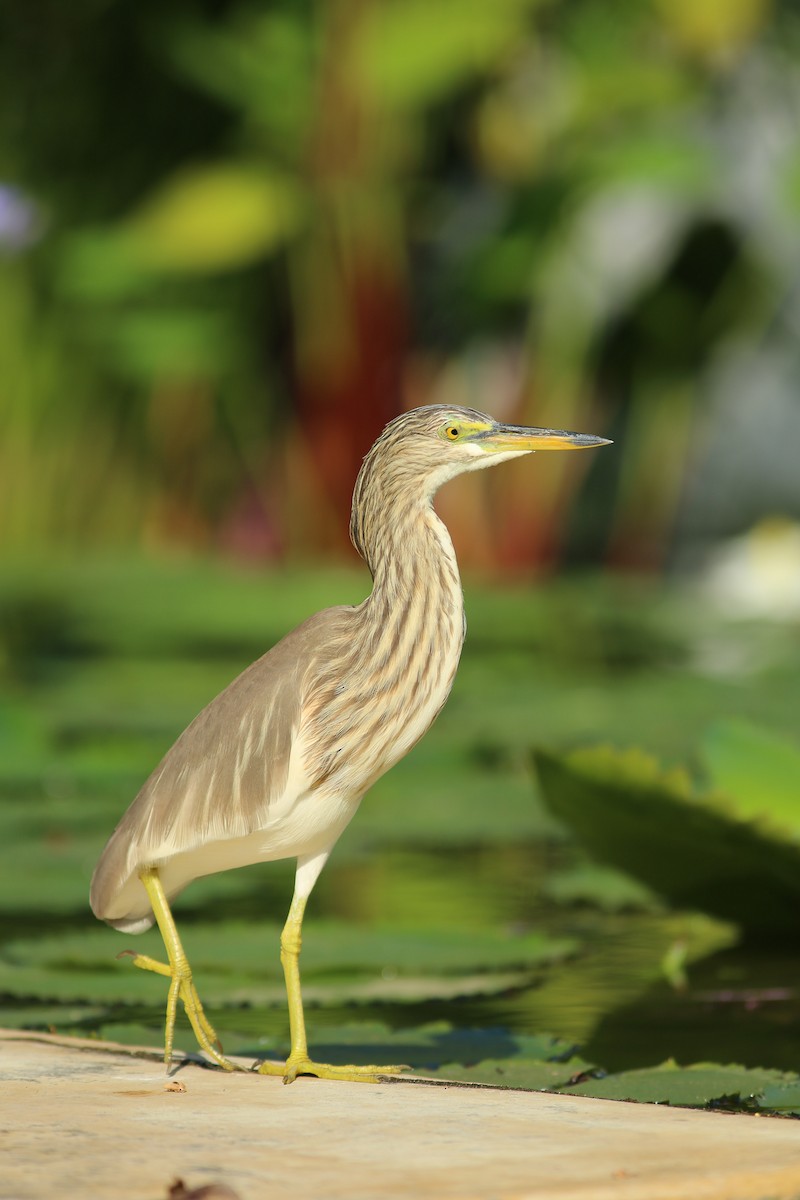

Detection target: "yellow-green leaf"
[702, 720, 800, 831]
[126, 163, 306, 273]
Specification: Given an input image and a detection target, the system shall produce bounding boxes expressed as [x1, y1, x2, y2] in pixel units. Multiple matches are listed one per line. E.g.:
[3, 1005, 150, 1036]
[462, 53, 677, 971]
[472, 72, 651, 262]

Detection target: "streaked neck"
[358, 497, 465, 666]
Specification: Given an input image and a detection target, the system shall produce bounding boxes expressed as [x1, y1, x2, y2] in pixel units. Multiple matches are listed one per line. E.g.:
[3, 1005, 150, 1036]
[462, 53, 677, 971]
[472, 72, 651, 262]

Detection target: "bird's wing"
[90, 605, 355, 925]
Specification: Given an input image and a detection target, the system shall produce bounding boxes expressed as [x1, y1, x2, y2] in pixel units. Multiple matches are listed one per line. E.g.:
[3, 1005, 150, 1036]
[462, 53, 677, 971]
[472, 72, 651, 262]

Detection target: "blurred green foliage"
[2, 0, 800, 562]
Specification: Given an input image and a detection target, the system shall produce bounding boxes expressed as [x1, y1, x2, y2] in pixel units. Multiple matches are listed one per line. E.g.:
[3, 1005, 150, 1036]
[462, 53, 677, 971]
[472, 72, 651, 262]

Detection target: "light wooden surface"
[2, 1029, 800, 1200]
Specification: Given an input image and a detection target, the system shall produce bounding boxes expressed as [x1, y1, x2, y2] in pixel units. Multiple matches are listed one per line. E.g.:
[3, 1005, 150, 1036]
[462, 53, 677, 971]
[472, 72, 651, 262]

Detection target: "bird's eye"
[445, 426, 460, 441]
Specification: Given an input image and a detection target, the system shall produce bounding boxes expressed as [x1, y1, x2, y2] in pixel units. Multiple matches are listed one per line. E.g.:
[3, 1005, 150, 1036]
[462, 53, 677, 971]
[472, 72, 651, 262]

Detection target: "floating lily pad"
[542, 864, 662, 913]
[756, 1080, 800, 1115]
[428, 1056, 595, 1089]
[561, 1060, 796, 1106]
[266, 1022, 589, 1076]
[1, 921, 574, 1007]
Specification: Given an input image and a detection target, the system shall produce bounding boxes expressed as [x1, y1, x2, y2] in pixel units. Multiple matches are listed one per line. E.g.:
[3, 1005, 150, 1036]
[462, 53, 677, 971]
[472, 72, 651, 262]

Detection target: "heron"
[90, 404, 609, 1083]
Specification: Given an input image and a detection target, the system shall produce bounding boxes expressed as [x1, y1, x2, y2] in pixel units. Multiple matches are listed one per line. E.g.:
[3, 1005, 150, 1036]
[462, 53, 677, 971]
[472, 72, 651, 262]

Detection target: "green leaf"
[562, 1061, 794, 1107]
[542, 863, 662, 913]
[702, 720, 800, 831]
[95, 308, 241, 381]
[278, 1023, 585, 1076]
[126, 163, 306, 273]
[0, 922, 574, 1007]
[757, 1080, 800, 1115]
[534, 745, 800, 933]
[429, 1056, 595, 1089]
[584, 133, 714, 194]
[58, 231, 151, 301]
[353, 0, 538, 111]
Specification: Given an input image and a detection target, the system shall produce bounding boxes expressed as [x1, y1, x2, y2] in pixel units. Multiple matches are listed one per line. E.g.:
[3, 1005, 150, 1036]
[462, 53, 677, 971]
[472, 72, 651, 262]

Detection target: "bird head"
[420, 405, 611, 488]
[365, 405, 610, 493]
[351, 405, 611, 561]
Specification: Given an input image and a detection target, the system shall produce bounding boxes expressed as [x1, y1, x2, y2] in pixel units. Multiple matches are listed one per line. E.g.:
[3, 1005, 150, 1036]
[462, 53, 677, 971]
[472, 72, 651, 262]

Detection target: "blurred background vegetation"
[2, 0, 800, 1097]
[4, 0, 800, 568]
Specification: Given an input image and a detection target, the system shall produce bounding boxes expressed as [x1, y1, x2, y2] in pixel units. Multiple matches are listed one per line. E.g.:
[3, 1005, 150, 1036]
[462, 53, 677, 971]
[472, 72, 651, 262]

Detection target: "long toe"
[257, 1056, 408, 1084]
[120, 949, 236, 1071]
[117, 950, 172, 978]
[178, 977, 237, 1072]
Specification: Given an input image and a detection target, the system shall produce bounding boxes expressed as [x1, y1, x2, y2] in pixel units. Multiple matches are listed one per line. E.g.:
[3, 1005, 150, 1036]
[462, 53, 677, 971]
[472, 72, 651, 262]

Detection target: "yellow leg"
[120, 867, 235, 1072]
[256, 891, 407, 1084]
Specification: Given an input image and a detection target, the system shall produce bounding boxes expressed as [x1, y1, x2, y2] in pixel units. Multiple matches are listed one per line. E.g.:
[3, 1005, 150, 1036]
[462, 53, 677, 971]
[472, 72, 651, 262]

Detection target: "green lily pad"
[266, 1023, 588, 1076]
[542, 864, 662, 913]
[1, 921, 574, 1007]
[428, 1056, 595, 1089]
[561, 1060, 796, 1106]
[534, 745, 800, 934]
[309, 1024, 577, 1060]
[756, 1080, 800, 1115]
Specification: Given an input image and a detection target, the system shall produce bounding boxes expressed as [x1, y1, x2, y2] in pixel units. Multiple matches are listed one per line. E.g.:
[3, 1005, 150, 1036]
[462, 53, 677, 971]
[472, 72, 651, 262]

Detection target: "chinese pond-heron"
[90, 404, 609, 1082]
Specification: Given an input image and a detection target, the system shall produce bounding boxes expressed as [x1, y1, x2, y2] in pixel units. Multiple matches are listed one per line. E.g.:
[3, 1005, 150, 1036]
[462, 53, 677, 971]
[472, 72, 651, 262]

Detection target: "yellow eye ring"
[445, 425, 460, 441]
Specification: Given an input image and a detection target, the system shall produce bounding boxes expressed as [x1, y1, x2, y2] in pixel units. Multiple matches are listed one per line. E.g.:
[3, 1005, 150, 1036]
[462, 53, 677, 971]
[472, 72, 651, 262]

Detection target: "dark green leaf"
[428, 1056, 595, 1089]
[562, 1061, 795, 1106]
[757, 1080, 800, 1114]
[534, 745, 800, 933]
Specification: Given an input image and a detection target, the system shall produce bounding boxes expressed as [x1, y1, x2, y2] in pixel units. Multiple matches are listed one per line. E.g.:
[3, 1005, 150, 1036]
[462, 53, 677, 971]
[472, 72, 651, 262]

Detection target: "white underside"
[107, 735, 362, 931]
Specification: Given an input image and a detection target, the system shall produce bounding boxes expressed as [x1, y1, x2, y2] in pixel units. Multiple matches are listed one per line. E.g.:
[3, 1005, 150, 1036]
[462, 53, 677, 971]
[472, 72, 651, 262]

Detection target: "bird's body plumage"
[89, 403, 608, 1080]
[91, 409, 467, 933]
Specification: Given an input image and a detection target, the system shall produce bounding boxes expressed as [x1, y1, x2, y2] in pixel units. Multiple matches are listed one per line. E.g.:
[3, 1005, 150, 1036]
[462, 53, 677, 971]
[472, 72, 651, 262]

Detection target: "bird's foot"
[255, 1054, 408, 1085]
[117, 949, 236, 1072]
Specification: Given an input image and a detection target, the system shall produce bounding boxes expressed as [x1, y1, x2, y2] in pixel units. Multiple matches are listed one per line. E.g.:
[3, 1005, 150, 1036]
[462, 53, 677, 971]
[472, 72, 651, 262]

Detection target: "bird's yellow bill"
[473, 423, 611, 453]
